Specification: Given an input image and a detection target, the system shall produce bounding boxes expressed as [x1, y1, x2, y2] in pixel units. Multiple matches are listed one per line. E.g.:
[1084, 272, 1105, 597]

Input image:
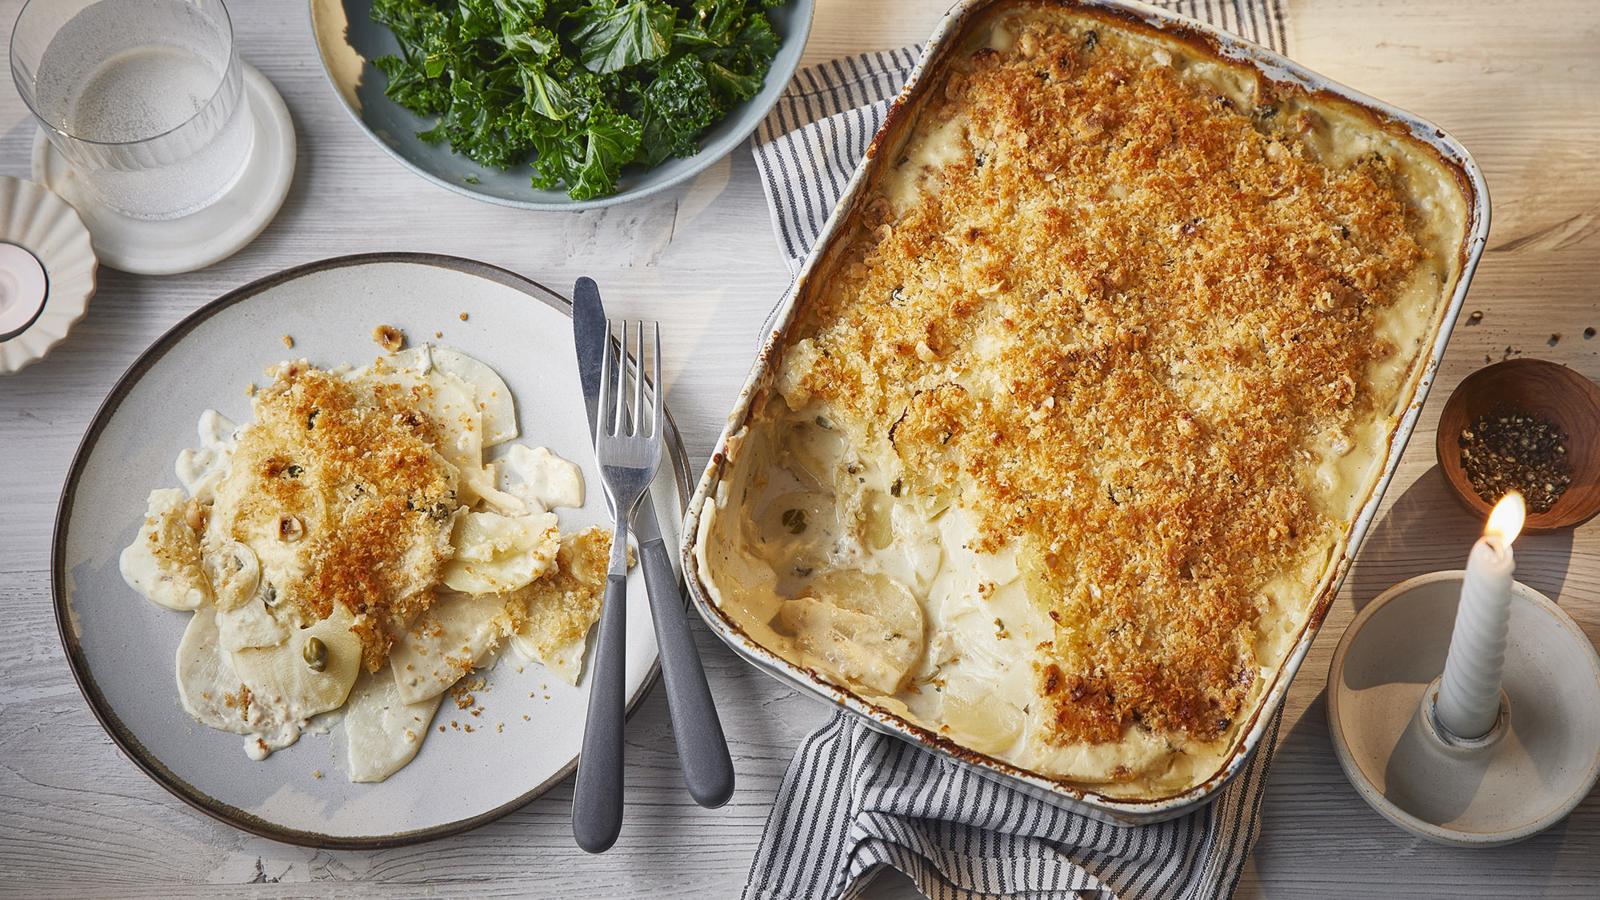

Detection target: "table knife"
[572, 277, 735, 809]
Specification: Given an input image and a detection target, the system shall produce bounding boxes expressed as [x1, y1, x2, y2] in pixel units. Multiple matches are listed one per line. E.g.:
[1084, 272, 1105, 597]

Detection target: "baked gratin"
[120, 344, 614, 781]
[696, 1, 1472, 796]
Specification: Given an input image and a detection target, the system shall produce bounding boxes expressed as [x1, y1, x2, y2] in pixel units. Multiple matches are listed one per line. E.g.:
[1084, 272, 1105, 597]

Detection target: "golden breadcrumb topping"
[210, 362, 460, 671]
[145, 498, 210, 599]
[504, 526, 612, 657]
[781, 17, 1435, 744]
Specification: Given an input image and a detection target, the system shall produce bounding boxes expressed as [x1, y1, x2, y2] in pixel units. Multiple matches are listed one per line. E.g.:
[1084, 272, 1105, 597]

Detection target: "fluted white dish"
[0, 176, 96, 374]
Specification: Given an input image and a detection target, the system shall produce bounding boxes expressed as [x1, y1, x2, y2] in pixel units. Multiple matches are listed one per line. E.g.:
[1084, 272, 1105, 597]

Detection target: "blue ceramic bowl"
[309, 0, 813, 210]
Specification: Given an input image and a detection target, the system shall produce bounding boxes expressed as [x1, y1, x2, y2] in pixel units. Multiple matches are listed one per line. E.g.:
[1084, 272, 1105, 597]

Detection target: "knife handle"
[639, 537, 735, 808]
[573, 547, 629, 852]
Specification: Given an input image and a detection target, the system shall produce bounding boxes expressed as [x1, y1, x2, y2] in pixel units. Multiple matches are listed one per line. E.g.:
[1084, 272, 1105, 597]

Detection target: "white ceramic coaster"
[0, 177, 96, 374]
[31, 63, 295, 276]
[1328, 571, 1600, 846]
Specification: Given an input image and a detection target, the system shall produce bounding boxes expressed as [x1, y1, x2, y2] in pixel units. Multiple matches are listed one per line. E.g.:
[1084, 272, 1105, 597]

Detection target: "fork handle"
[640, 537, 735, 808]
[573, 531, 630, 853]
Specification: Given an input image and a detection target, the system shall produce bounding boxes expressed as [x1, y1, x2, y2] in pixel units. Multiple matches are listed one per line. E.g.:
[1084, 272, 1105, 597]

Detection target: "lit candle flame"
[1485, 491, 1526, 544]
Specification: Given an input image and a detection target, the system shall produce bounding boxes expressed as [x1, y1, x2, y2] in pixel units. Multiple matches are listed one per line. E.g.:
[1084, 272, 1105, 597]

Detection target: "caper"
[278, 514, 305, 542]
[302, 636, 328, 673]
[780, 507, 808, 534]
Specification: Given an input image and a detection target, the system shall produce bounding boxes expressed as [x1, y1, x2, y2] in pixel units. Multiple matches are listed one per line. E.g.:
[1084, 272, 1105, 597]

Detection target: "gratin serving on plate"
[687, 0, 1486, 814]
[120, 342, 614, 781]
[53, 255, 687, 845]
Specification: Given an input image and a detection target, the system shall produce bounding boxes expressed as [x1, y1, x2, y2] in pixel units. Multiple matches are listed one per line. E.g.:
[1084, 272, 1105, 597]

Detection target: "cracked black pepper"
[1458, 411, 1572, 513]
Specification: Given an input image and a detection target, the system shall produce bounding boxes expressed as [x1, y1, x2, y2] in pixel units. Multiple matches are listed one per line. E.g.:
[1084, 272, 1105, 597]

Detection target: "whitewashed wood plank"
[3, 0, 1599, 897]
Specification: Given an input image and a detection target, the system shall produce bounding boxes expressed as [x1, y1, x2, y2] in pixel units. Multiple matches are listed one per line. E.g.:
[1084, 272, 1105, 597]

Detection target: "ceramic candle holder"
[1327, 572, 1600, 846]
[0, 176, 96, 374]
[0, 240, 48, 341]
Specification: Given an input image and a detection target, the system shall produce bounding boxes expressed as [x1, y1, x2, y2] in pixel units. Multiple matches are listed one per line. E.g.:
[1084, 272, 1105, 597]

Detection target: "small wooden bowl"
[1436, 359, 1600, 533]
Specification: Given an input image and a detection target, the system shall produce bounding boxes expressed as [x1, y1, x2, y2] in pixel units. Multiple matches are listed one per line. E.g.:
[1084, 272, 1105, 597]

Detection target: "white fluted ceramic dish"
[0, 176, 96, 374]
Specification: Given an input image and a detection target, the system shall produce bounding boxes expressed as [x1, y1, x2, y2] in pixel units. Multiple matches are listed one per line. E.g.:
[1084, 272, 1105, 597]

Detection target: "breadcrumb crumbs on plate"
[281, 335, 294, 348]
[435, 330, 443, 339]
[312, 770, 324, 779]
[219, 362, 460, 672]
[459, 311, 469, 321]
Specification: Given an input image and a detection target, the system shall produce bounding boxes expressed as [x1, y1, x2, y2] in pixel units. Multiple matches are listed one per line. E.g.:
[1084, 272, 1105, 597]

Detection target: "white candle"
[1435, 492, 1526, 739]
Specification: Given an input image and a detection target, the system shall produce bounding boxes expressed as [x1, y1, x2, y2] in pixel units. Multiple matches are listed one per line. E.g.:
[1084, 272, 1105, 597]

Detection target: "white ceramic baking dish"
[681, 0, 1490, 824]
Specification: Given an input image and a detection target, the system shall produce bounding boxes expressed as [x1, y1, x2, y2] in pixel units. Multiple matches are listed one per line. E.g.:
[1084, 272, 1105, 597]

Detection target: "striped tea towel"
[745, 3, 1292, 899]
[745, 712, 1282, 900]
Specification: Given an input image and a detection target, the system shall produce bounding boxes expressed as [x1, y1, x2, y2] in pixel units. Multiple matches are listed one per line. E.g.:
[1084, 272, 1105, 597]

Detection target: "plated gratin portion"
[121, 341, 613, 782]
[695, 1, 1472, 796]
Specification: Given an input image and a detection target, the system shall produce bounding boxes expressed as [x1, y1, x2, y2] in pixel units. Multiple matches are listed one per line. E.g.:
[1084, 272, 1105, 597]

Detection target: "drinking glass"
[10, 0, 255, 221]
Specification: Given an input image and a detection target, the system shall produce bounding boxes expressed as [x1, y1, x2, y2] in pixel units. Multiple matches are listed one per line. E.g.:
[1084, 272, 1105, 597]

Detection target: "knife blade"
[571, 277, 734, 809]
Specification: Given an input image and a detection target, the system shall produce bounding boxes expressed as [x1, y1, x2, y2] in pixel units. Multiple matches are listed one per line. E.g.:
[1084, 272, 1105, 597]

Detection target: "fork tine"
[612, 319, 628, 437]
[632, 320, 645, 437]
[596, 320, 612, 442]
[651, 322, 663, 440]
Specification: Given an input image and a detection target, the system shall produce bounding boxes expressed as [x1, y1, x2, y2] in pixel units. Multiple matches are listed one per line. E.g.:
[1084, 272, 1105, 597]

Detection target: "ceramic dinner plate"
[52, 254, 688, 847]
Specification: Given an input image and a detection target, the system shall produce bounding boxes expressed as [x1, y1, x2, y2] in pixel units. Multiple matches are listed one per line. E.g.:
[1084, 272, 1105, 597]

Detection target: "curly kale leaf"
[571, 1, 674, 74]
[638, 56, 718, 166]
[529, 105, 643, 200]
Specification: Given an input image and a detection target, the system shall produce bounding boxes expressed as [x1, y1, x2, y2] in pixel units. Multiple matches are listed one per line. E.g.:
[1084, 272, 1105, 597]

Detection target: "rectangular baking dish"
[682, 0, 1490, 824]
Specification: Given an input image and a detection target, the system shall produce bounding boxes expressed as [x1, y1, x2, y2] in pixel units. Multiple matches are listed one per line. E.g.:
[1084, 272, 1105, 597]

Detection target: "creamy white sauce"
[503, 444, 585, 512]
[176, 410, 237, 502]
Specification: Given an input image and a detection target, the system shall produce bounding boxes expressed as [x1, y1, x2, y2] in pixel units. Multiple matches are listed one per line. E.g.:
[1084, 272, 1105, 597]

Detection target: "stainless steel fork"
[572, 319, 663, 855]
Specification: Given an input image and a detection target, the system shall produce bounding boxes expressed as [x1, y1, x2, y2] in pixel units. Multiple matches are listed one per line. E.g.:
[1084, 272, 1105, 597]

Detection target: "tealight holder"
[0, 176, 96, 374]
[1327, 569, 1600, 846]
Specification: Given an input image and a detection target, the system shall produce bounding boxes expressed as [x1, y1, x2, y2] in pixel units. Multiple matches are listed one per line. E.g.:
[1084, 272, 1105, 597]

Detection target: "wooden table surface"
[3, 0, 1597, 896]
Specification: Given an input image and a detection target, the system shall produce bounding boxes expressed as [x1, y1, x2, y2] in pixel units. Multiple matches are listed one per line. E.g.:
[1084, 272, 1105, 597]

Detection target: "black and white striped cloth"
[744, 3, 1291, 898]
